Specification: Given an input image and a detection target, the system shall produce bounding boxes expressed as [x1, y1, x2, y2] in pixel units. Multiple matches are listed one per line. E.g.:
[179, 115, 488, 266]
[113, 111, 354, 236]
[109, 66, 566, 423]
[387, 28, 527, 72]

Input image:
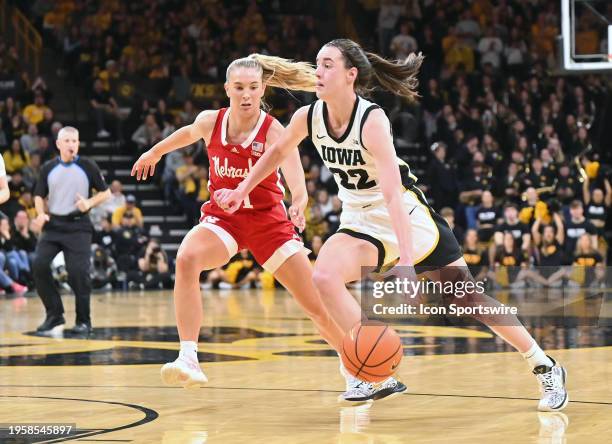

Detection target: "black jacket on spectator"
[476, 205, 500, 243]
[526, 168, 554, 190]
[13, 230, 37, 252]
[585, 203, 607, 235]
[573, 251, 603, 267]
[114, 226, 146, 271]
[564, 220, 597, 255]
[556, 176, 580, 204]
[495, 248, 526, 282]
[495, 221, 530, 242]
[573, 251, 604, 286]
[91, 88, 113, 107]
[93, 227, 116, 255]
[0, 235, 15, 251]
[426, 158, 458, 210]
[463, 247, 489, 277]
[460, 173, 495, 195]
[535, 242, 567, 267]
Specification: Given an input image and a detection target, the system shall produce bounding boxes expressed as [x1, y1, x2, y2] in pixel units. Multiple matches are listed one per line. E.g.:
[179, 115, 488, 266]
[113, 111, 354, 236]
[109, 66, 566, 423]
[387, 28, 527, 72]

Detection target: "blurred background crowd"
[0, 0, 609, 292]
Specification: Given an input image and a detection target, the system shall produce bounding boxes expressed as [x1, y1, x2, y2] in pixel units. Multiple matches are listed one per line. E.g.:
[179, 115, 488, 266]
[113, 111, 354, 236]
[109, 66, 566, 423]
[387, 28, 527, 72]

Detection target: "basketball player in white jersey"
[132, 53, 404, 402]
[216, 39, 568, 411]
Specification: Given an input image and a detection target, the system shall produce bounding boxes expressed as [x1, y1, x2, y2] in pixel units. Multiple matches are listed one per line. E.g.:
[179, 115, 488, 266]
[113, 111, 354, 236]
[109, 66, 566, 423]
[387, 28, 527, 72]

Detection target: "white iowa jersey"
[307, 96, 417, 207]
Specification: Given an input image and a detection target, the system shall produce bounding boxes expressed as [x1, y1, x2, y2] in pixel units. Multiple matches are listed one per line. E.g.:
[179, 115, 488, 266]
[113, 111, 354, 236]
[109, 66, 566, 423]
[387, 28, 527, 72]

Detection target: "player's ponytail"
[365, 51, 423, 102]
[250, 54, 317, 92]
[226, 54, 317, 92]
[325, 39, 424, 102]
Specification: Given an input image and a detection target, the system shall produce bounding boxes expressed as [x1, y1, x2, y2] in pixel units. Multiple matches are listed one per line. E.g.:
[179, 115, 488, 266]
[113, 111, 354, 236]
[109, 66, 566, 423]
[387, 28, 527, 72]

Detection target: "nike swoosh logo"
[316, 134, 325, 139]
[391, 363, 398, 370]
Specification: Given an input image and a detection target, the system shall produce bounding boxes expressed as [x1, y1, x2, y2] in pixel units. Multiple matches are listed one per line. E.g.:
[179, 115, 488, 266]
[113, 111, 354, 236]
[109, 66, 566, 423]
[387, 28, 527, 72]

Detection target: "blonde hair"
[575, 233, 594, 256]
[225, 54, 316, 92]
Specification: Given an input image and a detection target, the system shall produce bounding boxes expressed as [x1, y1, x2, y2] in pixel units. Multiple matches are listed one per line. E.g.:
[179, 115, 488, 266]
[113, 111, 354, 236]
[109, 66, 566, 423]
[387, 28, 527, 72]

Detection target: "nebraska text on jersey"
[212, 155, 253, 179]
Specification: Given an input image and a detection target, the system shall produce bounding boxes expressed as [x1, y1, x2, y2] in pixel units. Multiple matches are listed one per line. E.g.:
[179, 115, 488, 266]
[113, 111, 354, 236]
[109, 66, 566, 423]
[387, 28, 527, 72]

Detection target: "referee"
[33, 126, 111, 335]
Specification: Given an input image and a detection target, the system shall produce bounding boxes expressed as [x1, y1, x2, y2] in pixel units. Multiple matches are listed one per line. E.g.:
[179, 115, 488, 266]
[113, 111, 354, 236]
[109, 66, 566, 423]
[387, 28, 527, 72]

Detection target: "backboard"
[559, 0, 612, 73]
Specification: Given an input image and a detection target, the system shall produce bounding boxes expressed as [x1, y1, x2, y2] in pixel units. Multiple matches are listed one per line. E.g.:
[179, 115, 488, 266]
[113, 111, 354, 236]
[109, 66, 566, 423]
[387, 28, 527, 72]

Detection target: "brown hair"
[324, 38, 423, 101]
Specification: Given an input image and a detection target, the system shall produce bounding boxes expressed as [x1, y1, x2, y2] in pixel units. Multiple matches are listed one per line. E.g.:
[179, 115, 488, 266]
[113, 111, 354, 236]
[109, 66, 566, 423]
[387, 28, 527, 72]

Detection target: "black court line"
[2, 385, 611, 406]
[0, 395, 158, 443]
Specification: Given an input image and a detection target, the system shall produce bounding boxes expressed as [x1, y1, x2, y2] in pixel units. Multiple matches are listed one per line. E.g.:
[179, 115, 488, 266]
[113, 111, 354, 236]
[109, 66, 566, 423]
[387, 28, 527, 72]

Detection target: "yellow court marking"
[1, 289, 610, 443]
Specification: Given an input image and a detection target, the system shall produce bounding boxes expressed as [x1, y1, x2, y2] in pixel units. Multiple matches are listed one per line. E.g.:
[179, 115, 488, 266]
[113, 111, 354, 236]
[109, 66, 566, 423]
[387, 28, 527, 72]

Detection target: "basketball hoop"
[560, 0, 612, 73]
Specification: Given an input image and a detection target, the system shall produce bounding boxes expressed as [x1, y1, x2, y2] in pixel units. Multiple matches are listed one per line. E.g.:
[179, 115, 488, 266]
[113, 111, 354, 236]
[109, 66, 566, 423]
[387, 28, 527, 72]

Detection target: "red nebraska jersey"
[206, 108, 285, 210]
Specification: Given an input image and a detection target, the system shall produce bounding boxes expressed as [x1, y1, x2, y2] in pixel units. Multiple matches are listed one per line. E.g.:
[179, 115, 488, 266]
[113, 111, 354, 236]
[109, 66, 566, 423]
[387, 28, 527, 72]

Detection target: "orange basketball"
[341, 322, 403, 383]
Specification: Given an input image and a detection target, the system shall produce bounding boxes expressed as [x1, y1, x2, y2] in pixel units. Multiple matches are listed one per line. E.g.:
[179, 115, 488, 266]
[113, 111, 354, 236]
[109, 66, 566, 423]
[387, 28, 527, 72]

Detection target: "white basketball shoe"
[533, 356, 568, 411]
[338, 361, 406, 402]
[161, 356, 208, 389]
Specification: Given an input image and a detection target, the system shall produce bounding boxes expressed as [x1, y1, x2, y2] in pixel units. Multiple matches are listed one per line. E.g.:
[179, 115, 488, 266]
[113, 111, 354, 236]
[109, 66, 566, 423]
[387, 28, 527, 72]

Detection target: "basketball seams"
[356, 326, 388, 378]
[341, 342, 363, 375]
[354, 324, 362, 367]
[342, 323, 404, 382]
[360, 341, 402, 368]
[341, 341, 394, 378]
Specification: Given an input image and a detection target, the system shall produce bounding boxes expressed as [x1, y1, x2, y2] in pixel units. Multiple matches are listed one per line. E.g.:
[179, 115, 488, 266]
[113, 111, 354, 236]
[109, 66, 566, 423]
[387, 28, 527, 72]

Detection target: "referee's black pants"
[33, 217, 93, 325]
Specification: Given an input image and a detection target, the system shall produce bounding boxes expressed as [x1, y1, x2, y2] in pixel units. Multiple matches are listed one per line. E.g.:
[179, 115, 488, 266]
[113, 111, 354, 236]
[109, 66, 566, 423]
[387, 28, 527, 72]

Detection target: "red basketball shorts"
[199, 201, 306, 272]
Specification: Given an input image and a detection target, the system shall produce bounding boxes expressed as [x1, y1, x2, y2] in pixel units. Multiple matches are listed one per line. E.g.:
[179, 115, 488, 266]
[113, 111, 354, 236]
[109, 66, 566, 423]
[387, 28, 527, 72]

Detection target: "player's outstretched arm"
[131, 110, 217, 181]
[274, 120, 308, 232]
[363, 109, 415, 266]
[215, 106, 309, 213]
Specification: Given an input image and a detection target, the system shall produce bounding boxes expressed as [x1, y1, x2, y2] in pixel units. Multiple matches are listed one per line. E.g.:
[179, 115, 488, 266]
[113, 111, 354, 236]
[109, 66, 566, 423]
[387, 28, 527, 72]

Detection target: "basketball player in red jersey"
[131, 54, 403, 400]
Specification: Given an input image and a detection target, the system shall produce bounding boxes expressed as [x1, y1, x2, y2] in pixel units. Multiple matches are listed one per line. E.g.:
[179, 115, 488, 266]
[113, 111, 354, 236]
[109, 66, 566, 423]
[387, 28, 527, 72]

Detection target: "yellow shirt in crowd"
[112, 205, 144, 227]
[3, 151, 30, 174]
[22, 104, 49, 125]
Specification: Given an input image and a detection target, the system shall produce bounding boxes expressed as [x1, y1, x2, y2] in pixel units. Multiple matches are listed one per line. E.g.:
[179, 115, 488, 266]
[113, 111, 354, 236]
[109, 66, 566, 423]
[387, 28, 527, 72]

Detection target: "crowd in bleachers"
[31, 0, 323, 144]
[0, 35, 173, 293]
[26, 0, 328, 288]
[11, 0, 611, 291]
[306, 0, 610, 288]
[373, 0, 611, 288]
[0, 33, 59, 294]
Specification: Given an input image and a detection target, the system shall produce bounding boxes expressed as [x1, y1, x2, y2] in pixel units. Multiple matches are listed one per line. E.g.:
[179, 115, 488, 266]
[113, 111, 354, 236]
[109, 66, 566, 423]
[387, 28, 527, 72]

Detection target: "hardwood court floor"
[0, 288, 611, 443]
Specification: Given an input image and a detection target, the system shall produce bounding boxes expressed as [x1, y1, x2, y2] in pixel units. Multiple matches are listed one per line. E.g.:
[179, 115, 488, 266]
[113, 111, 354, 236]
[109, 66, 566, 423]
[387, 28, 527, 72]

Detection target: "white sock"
[521, 341, 554, 369]
[337, 353, 346, 375]
[179, 341, 198, 362]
